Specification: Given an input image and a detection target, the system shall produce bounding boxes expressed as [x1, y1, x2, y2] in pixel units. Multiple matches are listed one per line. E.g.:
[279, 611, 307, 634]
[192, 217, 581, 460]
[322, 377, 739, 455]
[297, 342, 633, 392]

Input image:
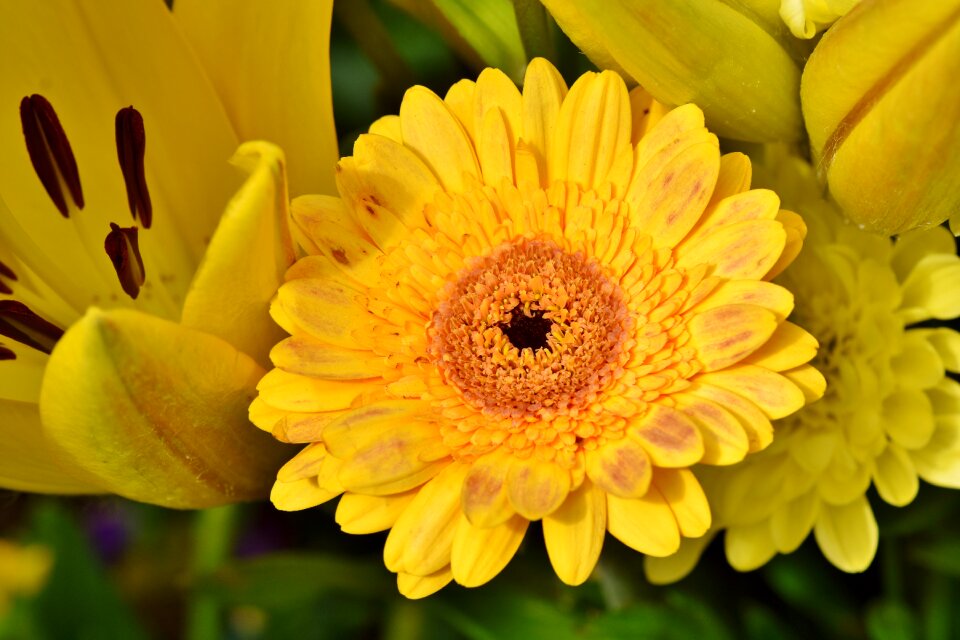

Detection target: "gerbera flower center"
[427, 237, 633, 421]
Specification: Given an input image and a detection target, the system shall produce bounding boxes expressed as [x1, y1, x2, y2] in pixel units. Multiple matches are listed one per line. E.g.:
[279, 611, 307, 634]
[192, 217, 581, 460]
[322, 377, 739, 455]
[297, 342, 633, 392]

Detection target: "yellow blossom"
[0, 540, 52, 618]
[646, 150, 960, 584]
[801, 0, 960, 234]
[0, 0, 337, 506]
[254, 59, 822, 597]
[780, 0, 861, 38]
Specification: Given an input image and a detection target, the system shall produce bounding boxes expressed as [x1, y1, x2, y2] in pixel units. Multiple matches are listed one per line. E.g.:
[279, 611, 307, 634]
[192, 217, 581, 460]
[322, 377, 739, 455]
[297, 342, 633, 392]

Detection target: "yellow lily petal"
[0, 0, 240, 309]
[38, 308, 289, 507]
[451, 513, 527, 588]
[175, 0, 337, 197]
[814, 497, 878, 572]
[0, 399, 102, 494]
[543, 480, 606, 586]
[180, 142, 295, 368]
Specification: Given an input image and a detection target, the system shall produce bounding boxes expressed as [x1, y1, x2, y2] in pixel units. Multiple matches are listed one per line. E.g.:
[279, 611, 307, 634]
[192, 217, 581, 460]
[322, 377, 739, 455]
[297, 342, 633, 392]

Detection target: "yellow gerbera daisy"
[646, 151, 960, 583]
[252, 59, 823, 597]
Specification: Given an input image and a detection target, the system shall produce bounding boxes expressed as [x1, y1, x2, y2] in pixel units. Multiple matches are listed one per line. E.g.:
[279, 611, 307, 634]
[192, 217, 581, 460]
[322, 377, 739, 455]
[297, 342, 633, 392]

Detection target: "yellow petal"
[542, 0, 803, 141]
[39, 308, 289, 507]
[270, 334, 384, 380]
[506, 455, 570, 520]
[691, 279, 794, 322]
[689, 304, 778, 372]
[883, 389, 935, 450]
[289, 195, 383, 287]
[0, 399, 102, 494]
[400, 86, 480, 193]
[606, 488, 681, 557]
[630, 139, 720, 248]
[873, 443, 919, 507]
[543, 480, 606, 586]
[270, 476, 339, 512]
[671, 393, 749, 465]
[920, 328, 960, 372]
[521, 58, 567, 185]
[0, 343, 45, 404]
[687, 189, 780, 246]
[474, 67, 522, 145]
[462, 448, 515, 527]
[725, 521, 777, 571]
[584, 436, 652, 498]
[770, 491, 818, 554]
[368, 115, 402, 143]
[276, 278, 374, 349]
[695, 365, 805, 420]
[814, 497, 878, 573]
[687, 382, 773, 452]
[551, 70, 631, 190]
[397, 566, 453, 600]
[0, 0, 239, 306]
[273, 412, 346, 444]
[175, 0, 337, 197]
[764, 209, 807, 280]
[644, 533, 714, 585]
[256, 368, 373, 413]
[781, 363, 827, 403]
[477, 107, 514, 186]
[333, 420, 448, 496]
[276, 442, 328, 483]
[628, 403, 704, 468]
[335, 490, 418, 534]
[653, 468, 711, 538]
[900, 254, 960, 323]
[743, 321, 819, 371]
[675, 220, 786, 280]
[181, 142, 295, 368]
[628, 86, 670, 146]
[384, 462, 468, 576]
[336, 134, 439, 252]
[891, 333, 945, 390]
[912, 415, 960, 487]
[451, 513, 527, 588]
[445, 80, 476, 139]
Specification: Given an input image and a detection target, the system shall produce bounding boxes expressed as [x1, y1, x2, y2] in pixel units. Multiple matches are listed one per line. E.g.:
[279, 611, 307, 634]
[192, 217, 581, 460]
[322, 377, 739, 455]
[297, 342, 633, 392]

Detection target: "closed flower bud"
[541, 0, 805, 142]
[801, 0, 960, 234]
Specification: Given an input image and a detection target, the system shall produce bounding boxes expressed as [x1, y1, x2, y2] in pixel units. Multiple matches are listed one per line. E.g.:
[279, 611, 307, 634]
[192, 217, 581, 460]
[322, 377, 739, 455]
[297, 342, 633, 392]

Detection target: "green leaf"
[25, 501, 149, 640]
[198, 552, 390, 608]
[432, 589, 579, 640]
[511, 0, 555, 61]
[866, 601, 917, 640]
[763, 550, 857, 632]
[909, 539, 960, 577]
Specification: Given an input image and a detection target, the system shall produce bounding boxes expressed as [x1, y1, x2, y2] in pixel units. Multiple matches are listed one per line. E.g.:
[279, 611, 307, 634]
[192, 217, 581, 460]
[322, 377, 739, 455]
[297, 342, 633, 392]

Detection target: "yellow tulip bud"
[801, 0, 960, 234]
[540, 0, 805, 142]
[39, 309, 290, 508]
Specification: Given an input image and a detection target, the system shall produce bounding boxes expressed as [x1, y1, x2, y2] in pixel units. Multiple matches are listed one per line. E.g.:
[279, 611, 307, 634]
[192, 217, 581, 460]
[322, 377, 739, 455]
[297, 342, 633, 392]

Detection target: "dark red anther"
[104, 223, 146, 300]
[19, 94, 84, 217]
[0, 300, 65, 354]
[115, 107, 152, 229]
[0, 346, 15, 361]
[0, 260, 16, 282]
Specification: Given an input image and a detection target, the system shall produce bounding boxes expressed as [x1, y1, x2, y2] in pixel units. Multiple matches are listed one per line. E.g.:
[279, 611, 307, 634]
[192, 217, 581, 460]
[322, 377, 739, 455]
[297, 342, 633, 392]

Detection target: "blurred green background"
[3, 2, 960, 638]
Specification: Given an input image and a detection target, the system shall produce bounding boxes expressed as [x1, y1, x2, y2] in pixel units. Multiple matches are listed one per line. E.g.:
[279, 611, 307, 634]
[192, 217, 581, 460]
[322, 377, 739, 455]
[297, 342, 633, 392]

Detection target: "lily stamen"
[19, 94, 85, 217]
[115, 106, 153, 228]
[104, 223, 146, 300]
[0, 300, 65, 355]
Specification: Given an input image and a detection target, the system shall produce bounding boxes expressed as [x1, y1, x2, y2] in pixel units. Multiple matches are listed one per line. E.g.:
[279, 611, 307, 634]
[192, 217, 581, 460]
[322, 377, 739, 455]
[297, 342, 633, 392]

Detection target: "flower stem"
[186, 505, 239, 640]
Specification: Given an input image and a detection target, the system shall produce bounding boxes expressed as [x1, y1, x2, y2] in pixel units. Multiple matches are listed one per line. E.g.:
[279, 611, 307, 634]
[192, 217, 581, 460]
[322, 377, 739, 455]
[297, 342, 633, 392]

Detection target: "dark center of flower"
[499, 309, 552, 352]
